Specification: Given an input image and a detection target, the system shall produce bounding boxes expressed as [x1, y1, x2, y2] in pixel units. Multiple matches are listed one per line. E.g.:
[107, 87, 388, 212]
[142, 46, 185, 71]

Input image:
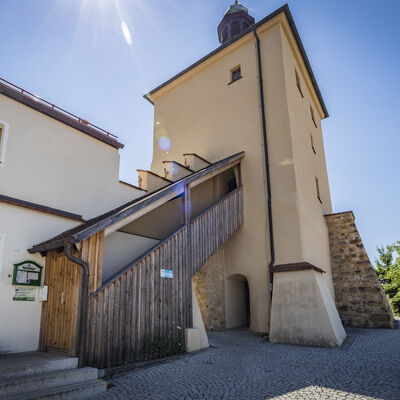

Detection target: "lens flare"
[121, 21, 132, 45]
[158, 136, 171, 151]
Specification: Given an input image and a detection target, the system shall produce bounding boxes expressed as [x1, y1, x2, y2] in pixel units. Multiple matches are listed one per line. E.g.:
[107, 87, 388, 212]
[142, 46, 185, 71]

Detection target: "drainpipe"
[64, 240, 89, 368]
[253, 27, 275, 297]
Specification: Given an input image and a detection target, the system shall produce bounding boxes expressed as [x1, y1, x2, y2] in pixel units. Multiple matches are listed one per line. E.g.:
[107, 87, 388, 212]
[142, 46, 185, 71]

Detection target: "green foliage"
[143, 331, 185, 360]
[375, 241, 400, 316]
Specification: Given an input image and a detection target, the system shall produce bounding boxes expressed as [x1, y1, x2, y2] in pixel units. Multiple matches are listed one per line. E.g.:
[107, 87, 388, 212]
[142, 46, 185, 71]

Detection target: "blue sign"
[160, 269, 173, 279]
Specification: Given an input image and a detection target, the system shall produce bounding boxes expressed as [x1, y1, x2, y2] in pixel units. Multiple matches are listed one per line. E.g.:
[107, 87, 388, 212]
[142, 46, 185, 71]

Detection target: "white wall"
[0, 94, 145, 353]
[0, 204, 80, 353]
[0, 95, 143, 219]
[103, 231, 159, 283]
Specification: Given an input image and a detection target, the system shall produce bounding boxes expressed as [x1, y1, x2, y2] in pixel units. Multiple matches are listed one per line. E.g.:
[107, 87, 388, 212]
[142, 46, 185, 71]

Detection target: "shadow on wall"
[225, 274, 250, 329]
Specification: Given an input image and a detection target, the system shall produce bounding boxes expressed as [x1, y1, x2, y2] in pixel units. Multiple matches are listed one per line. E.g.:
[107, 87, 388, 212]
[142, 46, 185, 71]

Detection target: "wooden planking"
[40, 249, 81, 356]
[80, 231, 104, 294]
[190, 187, 243, 274]
[85, 186, 243, 368]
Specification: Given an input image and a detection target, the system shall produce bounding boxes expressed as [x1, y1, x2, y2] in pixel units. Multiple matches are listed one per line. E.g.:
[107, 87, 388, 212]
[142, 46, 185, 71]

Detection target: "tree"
[375, 241, 400, 316]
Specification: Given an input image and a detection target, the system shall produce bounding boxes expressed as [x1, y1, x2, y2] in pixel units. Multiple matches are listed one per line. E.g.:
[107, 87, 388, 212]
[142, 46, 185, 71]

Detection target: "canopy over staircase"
[29, 152, 245, 369]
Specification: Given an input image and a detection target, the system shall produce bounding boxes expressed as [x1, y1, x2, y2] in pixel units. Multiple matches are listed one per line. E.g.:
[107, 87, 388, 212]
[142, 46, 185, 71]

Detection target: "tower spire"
[217, 1, 255, 44]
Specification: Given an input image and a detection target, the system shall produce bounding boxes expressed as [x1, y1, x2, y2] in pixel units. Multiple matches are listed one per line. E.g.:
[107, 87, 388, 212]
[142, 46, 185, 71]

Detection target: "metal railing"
[0, 77, 118, 140]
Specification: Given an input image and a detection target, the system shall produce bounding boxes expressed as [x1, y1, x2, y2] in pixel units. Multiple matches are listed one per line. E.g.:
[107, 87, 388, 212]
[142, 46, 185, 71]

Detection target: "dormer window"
[230, 66, 242, 84]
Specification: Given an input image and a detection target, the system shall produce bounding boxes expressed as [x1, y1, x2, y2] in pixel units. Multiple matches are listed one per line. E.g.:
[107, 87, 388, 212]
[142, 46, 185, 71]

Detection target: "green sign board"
[12, 261, 43, 287]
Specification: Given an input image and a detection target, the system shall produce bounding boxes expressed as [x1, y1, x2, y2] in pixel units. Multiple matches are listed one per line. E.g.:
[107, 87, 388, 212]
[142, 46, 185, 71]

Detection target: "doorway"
[40, 251, 80, 355]
[225, 274, 250, 329]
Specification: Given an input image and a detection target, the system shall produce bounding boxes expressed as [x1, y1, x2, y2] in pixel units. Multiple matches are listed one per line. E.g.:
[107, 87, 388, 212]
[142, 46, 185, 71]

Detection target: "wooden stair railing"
[85, 186, 243, 368]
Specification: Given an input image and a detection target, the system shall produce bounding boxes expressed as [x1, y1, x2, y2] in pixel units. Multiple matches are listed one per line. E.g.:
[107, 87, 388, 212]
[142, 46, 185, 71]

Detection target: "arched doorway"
[225, 274, 250, 328]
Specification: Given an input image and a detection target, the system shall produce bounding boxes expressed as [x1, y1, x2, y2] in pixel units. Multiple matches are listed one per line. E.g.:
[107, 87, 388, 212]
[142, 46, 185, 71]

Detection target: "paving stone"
[89, 325, 400, 400]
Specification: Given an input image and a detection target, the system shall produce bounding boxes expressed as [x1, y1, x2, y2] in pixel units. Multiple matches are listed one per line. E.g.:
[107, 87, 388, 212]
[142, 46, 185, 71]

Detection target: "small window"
[0, 121, 9, 166]
[295, 70, 303, 97]
[230, 66, 242, 83]
[315, 177, 322, 204]
[310, 133, 316, 154]
[310, 106, 317, 128]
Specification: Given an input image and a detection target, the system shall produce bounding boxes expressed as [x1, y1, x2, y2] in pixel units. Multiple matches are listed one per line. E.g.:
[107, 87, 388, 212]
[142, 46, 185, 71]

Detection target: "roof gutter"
[253, 27, 275, 298]
[64, 241, 89, 368]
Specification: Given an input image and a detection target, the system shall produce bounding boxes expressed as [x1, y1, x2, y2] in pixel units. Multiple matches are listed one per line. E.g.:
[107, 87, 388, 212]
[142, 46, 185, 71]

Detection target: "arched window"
[222, 26, 229, 42]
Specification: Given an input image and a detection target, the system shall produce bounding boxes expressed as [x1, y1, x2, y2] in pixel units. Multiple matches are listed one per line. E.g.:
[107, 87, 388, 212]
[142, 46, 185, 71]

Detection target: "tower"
[217, 0, 255, 44]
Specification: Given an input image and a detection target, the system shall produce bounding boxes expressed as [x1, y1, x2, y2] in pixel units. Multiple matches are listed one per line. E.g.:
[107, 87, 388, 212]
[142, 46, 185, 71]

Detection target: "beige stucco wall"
[148, 15, 335, 333]
[279, 24, 334, 295]
[269, 270, 346, 347]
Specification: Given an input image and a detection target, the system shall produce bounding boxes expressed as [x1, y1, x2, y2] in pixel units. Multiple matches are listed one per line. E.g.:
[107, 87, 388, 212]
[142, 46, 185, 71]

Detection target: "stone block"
[325, 212, 395, 329]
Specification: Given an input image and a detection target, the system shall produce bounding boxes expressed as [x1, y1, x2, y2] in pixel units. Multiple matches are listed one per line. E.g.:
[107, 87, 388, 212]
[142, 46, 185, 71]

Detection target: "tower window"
[230, 66, 242, 84]
[295, 70, 303, 97]
[310, 133, 316, 154]
[231, 20, 241, 36]
[310, 106, 317, 128]
[222, 26, 228, 42]
[315, 177, 322, 203]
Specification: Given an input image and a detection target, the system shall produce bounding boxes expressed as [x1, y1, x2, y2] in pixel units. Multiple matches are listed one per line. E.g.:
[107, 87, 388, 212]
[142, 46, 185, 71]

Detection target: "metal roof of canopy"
[29, 151, 245, 254]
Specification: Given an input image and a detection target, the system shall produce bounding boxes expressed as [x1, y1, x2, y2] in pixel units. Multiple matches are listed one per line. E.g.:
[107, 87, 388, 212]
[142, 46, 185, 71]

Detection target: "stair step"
[0, 352, 78, 379]
[0, 367, 99, 398]
[5, 379, 107, 400]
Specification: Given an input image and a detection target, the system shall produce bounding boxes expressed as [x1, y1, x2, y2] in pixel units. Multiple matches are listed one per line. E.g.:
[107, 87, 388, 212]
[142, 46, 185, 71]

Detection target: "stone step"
[0, 367, 99, 398]
[0, 352, 78, 379]
[5, 379, 107, 400]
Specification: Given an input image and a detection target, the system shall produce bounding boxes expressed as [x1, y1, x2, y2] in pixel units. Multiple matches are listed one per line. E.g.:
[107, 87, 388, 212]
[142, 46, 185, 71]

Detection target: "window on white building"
[0, 121, 10, 165]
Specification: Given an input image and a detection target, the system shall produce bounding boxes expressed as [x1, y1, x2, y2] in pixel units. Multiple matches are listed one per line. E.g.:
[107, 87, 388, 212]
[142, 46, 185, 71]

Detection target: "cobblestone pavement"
[92, 325, 400, 400]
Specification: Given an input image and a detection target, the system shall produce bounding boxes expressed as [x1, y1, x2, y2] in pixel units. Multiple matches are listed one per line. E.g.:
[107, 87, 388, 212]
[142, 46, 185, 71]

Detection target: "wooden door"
[40, 251, 81, 355]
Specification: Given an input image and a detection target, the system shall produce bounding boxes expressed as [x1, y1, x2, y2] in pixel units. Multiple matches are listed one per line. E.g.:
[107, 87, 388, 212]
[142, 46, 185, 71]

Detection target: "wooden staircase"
[85, 186, 243, 368]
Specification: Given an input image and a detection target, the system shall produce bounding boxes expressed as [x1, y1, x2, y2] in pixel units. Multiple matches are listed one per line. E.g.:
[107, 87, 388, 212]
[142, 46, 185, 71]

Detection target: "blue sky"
[1, 0, 399, 262]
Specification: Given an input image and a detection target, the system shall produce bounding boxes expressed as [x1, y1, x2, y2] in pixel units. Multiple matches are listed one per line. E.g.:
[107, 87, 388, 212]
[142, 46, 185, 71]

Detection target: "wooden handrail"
[85, 186, 244, 368]
[89, 226, 186, 298]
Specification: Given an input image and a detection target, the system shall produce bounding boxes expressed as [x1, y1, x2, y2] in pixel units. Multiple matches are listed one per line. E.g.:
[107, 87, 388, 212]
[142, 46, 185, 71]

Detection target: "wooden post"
[184, 185, 193, 328]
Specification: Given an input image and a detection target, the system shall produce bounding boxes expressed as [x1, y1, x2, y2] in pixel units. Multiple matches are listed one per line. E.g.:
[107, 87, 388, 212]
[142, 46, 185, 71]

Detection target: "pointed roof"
[225, 0, 249, 15]
[145, 4, 328, 118]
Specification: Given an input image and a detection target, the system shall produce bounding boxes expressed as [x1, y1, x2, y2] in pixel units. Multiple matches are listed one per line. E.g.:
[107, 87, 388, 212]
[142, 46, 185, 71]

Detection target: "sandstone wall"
[325, 211, 395, 328]
[192, 248, 225, 330]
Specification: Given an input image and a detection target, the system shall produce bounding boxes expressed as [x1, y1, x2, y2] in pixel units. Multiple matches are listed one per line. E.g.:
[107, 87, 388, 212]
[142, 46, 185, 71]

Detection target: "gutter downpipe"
[253, 27, 276, 306]
[64, 240, 89, 368]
